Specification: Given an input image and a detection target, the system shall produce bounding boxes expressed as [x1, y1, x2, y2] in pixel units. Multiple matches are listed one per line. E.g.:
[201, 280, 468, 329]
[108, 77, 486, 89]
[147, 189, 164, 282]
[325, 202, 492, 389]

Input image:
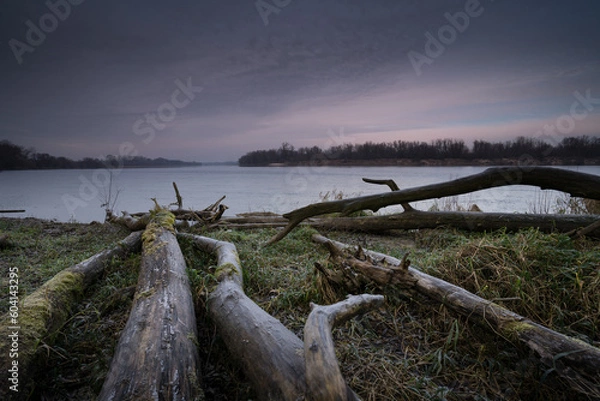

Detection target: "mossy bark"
[179, 233, 306, 400]
[0, 231, 142, 398]
[99, 211, 203, 401]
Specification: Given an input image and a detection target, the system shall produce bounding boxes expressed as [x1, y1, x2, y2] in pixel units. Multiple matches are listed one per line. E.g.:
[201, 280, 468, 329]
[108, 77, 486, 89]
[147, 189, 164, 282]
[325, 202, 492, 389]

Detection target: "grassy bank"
[1, 217, 599, 400]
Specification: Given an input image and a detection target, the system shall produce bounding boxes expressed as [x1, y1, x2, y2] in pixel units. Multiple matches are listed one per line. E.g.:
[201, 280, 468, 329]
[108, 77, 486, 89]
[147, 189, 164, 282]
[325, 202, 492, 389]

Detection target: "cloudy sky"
[1, 0, 599, 162]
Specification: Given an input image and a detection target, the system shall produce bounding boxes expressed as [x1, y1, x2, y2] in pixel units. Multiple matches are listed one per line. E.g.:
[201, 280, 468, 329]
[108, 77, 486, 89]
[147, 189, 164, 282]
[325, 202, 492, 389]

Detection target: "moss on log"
[0, 231, 142, 398]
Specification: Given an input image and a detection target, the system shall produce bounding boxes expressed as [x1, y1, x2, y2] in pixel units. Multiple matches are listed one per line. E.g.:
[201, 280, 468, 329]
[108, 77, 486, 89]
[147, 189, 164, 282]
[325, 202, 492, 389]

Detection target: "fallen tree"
[179, 232, 382, 400]
[312, 234, 600, 398]
[268, 167, 600, 244]
[98, 210, 203, 401]
[0, 231, 142, 398]
[107, 183, 227, 230]
[310, 210, 600, 234]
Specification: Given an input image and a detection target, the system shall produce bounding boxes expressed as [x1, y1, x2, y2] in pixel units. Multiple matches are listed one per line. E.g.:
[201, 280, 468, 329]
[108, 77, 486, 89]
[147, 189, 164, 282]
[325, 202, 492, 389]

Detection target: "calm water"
[0, 165, 598, 223]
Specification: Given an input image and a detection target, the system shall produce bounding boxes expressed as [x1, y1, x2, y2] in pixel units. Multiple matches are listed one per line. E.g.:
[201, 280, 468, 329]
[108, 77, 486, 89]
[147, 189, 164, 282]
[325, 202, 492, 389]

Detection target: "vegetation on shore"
[238, 135, 600, 166]
[0, 140, 202, 170]
[1, 214, 599, 400]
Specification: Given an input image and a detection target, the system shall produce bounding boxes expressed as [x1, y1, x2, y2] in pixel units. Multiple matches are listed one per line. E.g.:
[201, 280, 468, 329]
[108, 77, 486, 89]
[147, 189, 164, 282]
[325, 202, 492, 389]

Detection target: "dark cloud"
[1, 0, 599, 161]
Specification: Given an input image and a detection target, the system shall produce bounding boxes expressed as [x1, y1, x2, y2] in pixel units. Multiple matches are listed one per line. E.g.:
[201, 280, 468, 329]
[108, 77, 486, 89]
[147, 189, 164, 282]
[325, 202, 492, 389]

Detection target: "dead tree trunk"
[98, 211, 202, 401]
[311, 210, 600, 234]
[0, 231, 142, 398]
[180, 232, 307, 400]
[312, 234, 600, 398]
[179, 233, 377, 400]
[269, 167, 600, 244]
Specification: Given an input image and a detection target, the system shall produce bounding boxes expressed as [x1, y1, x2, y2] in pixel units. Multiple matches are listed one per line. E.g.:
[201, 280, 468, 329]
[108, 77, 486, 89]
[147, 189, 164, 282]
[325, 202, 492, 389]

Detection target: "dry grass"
[1, 217, 599, 400]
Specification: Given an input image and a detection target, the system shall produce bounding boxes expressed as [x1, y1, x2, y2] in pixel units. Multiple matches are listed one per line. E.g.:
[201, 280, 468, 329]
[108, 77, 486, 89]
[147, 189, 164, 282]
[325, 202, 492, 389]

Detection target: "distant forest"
[0, 140, 202, 170]
[238, 136, 600, 166]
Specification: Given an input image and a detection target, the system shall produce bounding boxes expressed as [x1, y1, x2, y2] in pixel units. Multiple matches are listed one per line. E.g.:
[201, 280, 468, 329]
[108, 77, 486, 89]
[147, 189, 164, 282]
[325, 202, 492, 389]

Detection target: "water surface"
[0, 165, 597, 223]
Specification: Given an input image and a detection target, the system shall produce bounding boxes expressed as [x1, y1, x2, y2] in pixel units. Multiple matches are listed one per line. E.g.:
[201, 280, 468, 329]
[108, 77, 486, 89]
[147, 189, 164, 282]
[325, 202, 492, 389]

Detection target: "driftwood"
[212, 212, 600, 237]
[362, 177, 413, 211]
[268, 167, 600, 244]
[98, 210, 202, 400]
[304, 294, 384, 401]
[310, 210, 600, 234]
[179, 233, 379, 400]
[0, 231, 142, 398]
[107, 183, 227, 229]
[312, 234, 600, 398]
[567, 218, 600, 239]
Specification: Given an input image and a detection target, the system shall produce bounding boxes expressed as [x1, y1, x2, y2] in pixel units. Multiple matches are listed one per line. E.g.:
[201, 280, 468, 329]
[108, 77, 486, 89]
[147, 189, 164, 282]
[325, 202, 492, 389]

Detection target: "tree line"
[238, 136, 600, 166]
[0, 140, 202, 170]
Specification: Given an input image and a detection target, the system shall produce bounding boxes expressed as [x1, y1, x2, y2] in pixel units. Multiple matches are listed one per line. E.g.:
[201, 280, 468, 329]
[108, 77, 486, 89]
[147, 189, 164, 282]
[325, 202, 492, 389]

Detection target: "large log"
[269, 167, 600, 243]
[179, 233, 374, 400]
[179, 232, 307, 400]
[311, 210, 600, 234]
[312, 234, 600, 398]
[98, 210, 202, 401]
[0, 231, 142, 398]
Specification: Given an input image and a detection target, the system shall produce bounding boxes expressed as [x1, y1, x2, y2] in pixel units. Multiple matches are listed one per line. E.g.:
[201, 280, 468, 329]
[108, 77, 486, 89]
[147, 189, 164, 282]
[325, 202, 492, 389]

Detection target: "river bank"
[1, 217, 599, 400]
[260, 157, 600, 167]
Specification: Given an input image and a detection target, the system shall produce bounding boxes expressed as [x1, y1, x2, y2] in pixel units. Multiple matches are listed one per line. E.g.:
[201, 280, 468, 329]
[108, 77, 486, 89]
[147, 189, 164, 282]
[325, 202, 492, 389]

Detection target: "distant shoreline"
[0, 163, 203, 172]
[244, 157, 600, 168]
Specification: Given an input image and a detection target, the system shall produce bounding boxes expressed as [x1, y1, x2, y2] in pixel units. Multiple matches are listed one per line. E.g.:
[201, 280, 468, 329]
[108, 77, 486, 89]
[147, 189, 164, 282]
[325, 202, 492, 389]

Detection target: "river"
[0, 165, 598, 223]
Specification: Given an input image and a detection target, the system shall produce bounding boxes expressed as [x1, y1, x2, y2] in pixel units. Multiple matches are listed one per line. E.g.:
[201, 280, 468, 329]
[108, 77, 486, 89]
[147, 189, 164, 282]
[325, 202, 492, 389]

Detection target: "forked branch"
[268, 167, 600, 244]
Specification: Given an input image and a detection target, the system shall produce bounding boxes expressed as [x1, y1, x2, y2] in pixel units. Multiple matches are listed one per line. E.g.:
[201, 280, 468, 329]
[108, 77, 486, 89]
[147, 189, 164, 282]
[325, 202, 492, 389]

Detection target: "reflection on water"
[0, 165, 598, 223]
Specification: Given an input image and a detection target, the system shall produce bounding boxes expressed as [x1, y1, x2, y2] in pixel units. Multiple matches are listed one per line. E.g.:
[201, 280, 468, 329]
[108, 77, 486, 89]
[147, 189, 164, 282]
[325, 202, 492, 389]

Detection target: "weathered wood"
[107, 211, 150, 230]
[305, 294, 383, 401]
[108, 192, 228, 229]
[311, 210, 600, 234]
[312, 234, 600, 398]
[269, 167, 600, 244]
[179, 233, 307, 400]
[362, 177, 413, 211]
[0, 231, 142, 398]
[98, 211, 202, 401]
[567, 218, 600, 238]
[179, 233, 367, 400]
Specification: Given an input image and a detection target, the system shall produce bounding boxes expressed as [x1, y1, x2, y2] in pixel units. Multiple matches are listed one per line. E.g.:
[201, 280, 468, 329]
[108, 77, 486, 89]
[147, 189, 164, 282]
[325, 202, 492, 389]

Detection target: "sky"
[1, 0, 600, 162]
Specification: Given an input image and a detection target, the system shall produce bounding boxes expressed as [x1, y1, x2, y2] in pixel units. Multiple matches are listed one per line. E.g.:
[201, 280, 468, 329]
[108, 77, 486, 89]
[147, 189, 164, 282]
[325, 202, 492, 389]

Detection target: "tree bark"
[269, 167, 600, 244]
[312, 234, 600, 398]
[0, 231, 142, 398]
[179, 232, 307, 400]
[311, 210, 600, 234]
[304, 294, 383, 401]
[98, 211, 203, 401]
[179, 233, 370, 401]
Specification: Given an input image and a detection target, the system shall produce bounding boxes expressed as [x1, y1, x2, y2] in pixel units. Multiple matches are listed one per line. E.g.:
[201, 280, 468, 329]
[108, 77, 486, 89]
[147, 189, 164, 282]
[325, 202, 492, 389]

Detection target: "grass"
[1, 217, 599, 400]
